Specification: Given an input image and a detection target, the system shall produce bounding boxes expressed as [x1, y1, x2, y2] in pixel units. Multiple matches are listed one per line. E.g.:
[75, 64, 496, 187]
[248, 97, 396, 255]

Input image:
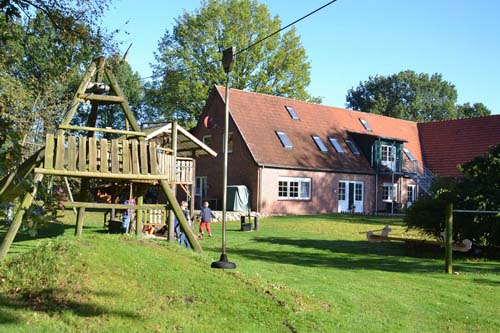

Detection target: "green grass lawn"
[1, 212, 499, 332]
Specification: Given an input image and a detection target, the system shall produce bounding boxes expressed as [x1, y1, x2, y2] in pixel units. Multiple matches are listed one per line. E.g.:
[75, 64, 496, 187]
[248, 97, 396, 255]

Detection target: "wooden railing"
[34, 134, 195, 183]
[35, 134, 194, 184]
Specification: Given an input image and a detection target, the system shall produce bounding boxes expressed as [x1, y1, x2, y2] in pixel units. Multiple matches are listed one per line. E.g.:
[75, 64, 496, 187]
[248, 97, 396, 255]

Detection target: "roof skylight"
[328, 137, 344, 153]
[359, 118, 372, 131]
[285, 106, 300, 120]
[276, 131, 293, 148]
[403, 147, 416, 161]
[345, 139, 360, 155]
[312, 135, 328, 152]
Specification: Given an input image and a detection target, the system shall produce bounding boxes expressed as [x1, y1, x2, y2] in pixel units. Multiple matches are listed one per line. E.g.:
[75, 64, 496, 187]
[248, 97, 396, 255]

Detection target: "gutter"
[256, 163, 376, 176]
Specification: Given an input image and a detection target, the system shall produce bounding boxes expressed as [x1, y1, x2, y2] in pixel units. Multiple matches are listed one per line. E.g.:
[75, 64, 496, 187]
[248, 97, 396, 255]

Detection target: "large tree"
[346, 70, 490, 121]
[147, 0, 320, 127]
[0, 2, 116, 144]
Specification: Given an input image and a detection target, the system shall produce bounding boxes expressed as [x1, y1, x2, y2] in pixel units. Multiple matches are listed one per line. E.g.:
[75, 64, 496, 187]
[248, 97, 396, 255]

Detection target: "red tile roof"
[213, 86, 423, 173]
[418, 115, 500, 177]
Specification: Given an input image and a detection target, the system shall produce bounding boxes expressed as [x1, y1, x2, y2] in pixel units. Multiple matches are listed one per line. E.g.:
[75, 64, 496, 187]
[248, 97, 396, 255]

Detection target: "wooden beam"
[62, 202, 167, 210]
[58, 60, 97, 131]
[58, 125, 146, 137]
[105, 68, 141, 133]
[0, 174, 44, 261]
[160, 180, 202, 253]
[78, 93, 125, 104]
[34, 168, 170, 180]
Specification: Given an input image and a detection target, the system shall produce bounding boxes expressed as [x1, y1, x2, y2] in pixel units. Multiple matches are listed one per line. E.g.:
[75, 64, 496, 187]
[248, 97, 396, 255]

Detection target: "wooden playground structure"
[0, 56, 216, 261]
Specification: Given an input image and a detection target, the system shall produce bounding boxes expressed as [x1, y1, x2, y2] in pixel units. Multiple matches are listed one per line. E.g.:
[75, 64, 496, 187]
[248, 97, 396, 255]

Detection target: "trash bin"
[253, 215, 259, 231]
[240, 215, 252, 231]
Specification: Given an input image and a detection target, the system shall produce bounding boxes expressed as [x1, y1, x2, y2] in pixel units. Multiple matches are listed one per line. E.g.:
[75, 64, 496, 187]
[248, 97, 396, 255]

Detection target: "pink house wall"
[259, 168, 375, 215]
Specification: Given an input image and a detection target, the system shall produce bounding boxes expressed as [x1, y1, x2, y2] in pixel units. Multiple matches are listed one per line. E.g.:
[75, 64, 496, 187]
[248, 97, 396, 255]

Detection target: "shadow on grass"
[263, 213, 407, 226]
[0, 287, 138, 325]
[230, 236, 500, 274]
[0, 222, 73, 255]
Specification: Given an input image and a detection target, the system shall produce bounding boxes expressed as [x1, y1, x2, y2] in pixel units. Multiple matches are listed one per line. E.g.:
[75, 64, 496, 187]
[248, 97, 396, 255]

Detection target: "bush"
[405, 144, 500, 247]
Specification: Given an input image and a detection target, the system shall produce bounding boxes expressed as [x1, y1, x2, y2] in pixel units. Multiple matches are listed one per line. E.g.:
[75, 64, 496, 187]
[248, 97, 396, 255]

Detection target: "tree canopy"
[0, 1, 117, 145]
[146, 0, 320, 127]
[346, 70, 491, 121]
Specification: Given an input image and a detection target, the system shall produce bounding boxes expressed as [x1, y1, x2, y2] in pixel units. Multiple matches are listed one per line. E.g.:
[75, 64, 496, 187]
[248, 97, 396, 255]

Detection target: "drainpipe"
[375, 174, 378, 213]
[391, 169, 395, 214]
[257, 165, 263, 213]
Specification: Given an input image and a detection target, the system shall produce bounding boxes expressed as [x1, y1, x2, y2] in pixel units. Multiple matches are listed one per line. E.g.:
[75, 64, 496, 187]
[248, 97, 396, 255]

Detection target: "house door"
[338, 181, 364, 213]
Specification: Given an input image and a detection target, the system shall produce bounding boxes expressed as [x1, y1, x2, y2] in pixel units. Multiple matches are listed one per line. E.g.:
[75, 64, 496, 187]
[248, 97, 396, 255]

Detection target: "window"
[345, 139, 360, 154]
[359, 118, 372, 131]
[312, 135, 328, 152]
[338, 182, 346, 201]
[328, 137, 344, 153]
[195, 177, 207, 197]
[222, 132, 233, 153]
[407, 185, 416, 202]
[278, 177, 311, 200]
[276, 131, 293, 149]
[202, 135, 212, 147]
[403, 147, 416, 161]
[355, 183, 363, 201]
[285, 106, 299, 120]
[381, 145, 395, 162]
[383, 183, 397, 202]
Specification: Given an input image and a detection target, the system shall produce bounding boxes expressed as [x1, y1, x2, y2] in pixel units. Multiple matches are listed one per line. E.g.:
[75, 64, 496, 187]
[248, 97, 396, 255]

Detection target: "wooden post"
[0, 173, 44, 261]
[168, 122, 178, 243]
[136, 195, 143, 237]
[75, 207, 85, 237]
[63, 176, 77, 215]
[190, 159, 196, 230]
[445, 203, 453, 274]
[160, 180, 202, 253]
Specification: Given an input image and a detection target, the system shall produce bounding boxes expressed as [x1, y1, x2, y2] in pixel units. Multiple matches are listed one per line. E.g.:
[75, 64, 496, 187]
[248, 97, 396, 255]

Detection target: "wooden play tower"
[0, 57, 213, 260]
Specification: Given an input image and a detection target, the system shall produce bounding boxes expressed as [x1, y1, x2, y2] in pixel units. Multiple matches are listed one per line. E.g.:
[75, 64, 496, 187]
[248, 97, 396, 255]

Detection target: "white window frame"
[407, 185, 416, 202]
[382, 183, 397, 202]
[338, 181, 346, 201]
[202, 135, 212, 147]
[195, 176, 207, 197]
[278, 177, 311, 200]
[381, 145, 395, 162]
[222, 132, 233, 153]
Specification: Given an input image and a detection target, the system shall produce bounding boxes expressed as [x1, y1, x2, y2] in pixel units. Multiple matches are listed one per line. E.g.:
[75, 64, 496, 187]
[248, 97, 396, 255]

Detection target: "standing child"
[198, 201, 217, 238]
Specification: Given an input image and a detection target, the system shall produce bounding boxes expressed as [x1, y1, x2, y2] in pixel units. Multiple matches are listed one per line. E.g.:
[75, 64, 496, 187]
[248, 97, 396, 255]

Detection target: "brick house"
[192, 86, 500, 215]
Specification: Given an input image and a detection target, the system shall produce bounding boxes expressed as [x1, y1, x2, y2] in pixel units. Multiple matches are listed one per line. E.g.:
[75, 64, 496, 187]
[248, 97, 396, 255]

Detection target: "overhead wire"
[136, 0, 338, 81]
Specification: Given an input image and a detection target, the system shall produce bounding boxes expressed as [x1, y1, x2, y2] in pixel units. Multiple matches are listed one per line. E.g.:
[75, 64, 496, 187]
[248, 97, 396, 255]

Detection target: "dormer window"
[285, 106, 300, 120]
[345, 139, 360, 155]
[359, 118, 372, 131]
[312, 135, 328, 153]
[403, 147, 416, 161]
[328, 137, 344, 153]
[276, 131, 293, 148]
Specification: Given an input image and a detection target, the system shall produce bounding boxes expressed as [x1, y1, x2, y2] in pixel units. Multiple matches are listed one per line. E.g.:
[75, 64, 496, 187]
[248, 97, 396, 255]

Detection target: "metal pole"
[211, 46, 236, 269]
[221, 74, 230, 256]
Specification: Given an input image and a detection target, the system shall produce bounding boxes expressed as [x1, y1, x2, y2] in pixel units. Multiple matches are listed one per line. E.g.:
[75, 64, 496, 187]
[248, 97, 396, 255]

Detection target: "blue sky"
[103, 0, 500, 114]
